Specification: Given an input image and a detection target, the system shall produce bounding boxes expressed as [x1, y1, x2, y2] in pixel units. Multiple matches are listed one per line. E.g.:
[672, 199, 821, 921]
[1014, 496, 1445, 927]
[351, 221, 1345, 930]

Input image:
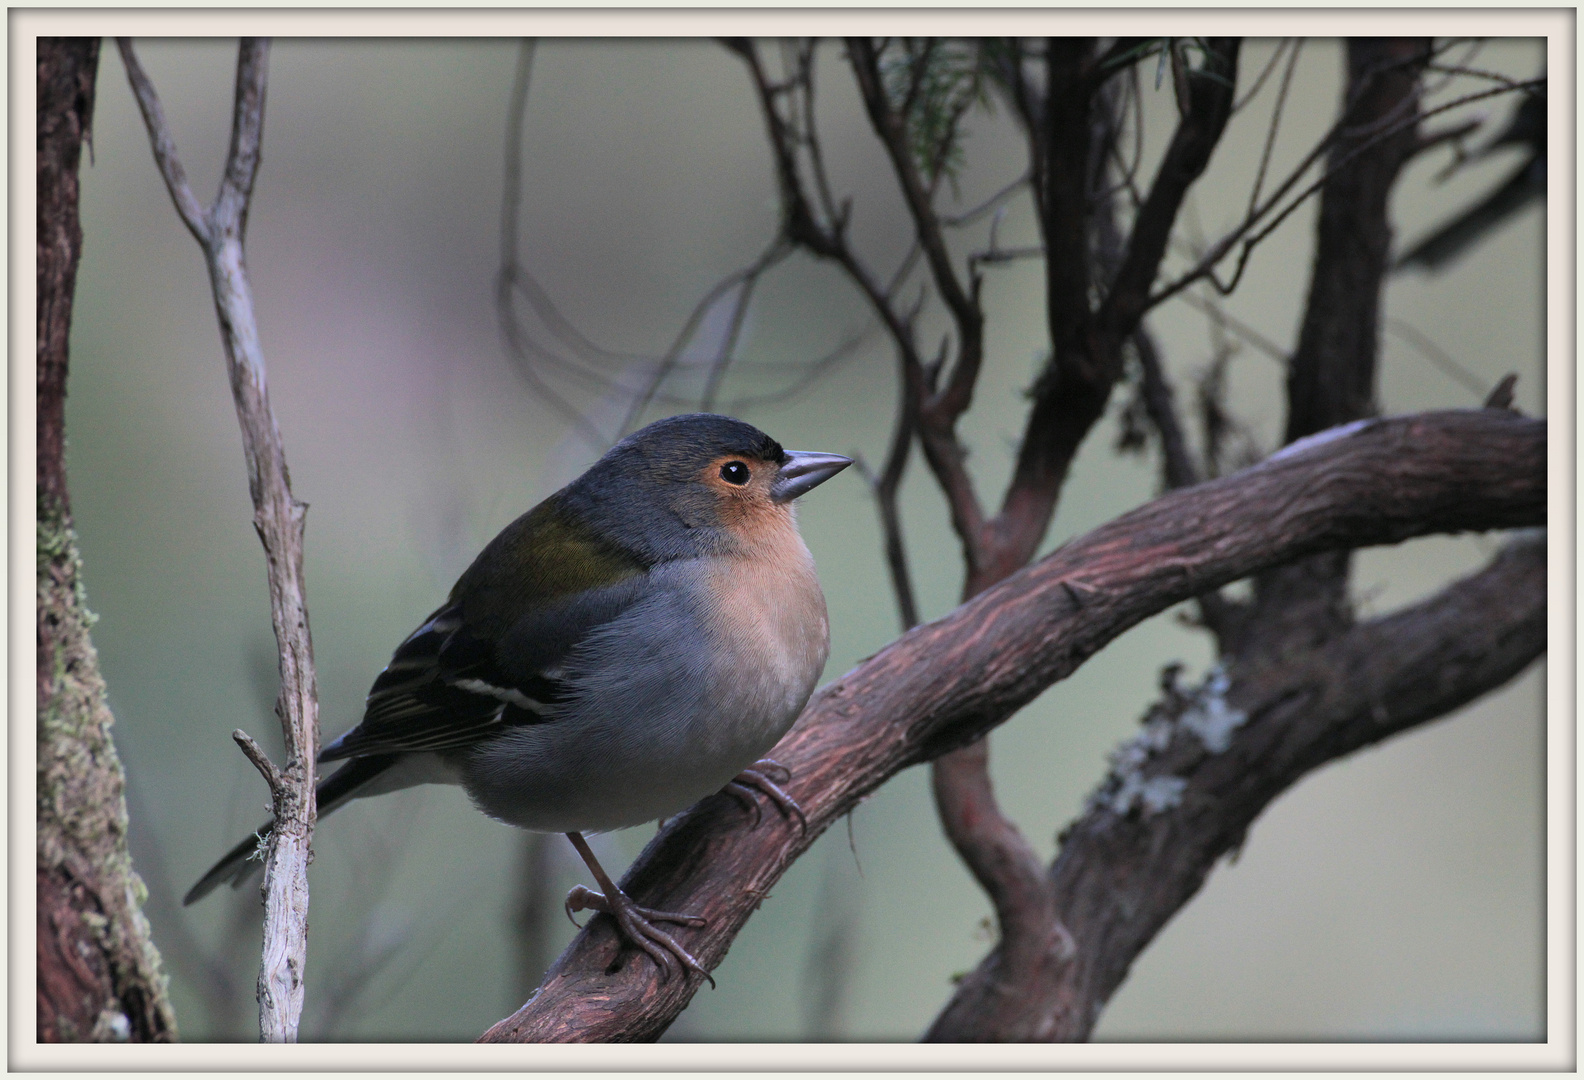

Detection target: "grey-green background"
[65, 38, 1545, 1041]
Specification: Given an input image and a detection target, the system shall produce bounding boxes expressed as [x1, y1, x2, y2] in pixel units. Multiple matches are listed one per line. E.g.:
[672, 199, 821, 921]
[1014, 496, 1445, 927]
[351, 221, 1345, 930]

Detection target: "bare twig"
[1385, 317, 1489, 400]
[1175, 289, 1289, 364]
[1230, 37, 1292, 113]
[847, 38, 985, 418]
[855, 368, 924, 632]
[119, 37, 318, 1044]
[1149, 77, 1542, 310]
[1132, 327, 1199, 491]
[1243, 38, 1302, 221]
[232, 729, 285, 795]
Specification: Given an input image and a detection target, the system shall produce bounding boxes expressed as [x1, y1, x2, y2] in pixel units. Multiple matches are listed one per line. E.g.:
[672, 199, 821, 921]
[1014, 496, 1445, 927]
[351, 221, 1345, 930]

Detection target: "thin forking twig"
[119, 37, 319, 1045]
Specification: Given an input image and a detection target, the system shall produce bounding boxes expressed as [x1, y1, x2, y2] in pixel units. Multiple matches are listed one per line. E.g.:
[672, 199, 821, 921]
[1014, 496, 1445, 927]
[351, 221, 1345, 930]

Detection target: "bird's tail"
[182, 754, 399, 905]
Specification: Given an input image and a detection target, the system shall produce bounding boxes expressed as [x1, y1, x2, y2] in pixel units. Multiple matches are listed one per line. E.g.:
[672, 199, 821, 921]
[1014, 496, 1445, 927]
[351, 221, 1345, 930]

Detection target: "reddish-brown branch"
[931, 741, 1073, 1038]
[921, 41, 1461, 1042]
[979, 39, 1240, 593]
[929, 531, 1545, 1040]
[37, 36, 178, 1044]
[479, 408, 1543, 1042]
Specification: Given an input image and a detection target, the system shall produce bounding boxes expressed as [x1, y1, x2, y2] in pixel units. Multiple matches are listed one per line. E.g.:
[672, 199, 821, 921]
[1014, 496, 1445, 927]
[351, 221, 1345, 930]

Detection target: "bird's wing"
[321, 501, 650, 761]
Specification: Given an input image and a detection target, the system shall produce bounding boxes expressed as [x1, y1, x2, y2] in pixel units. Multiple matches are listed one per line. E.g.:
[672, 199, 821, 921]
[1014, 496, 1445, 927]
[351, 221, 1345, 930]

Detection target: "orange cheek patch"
[698, 458, 790, 548]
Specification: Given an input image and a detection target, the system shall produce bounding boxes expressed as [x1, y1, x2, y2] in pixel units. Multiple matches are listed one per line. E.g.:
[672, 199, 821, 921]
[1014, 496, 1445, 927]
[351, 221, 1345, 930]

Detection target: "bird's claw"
[723, 759, 807, 833]
[562, 884, 713, 986]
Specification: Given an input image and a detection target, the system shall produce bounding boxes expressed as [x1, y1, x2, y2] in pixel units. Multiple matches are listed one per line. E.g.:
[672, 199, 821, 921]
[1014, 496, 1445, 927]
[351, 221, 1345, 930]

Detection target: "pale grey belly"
[451, 561, 820, 834]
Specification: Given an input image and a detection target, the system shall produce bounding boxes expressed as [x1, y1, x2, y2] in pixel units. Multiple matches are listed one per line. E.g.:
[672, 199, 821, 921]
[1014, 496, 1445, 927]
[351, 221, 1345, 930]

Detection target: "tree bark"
[926, 531, 1544, 1040]
[37, 35, 178, 1044]
[481, 408, 1542, 1042]
[924, 38, 1537, 1043]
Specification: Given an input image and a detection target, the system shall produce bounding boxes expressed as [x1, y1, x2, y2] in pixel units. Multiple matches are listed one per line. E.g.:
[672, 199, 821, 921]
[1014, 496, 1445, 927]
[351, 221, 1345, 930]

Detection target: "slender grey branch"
[115, 40, 206, 239]
[939, 170, 1032, 228]
[1174, 289, 1288, 363]
[622, 237, 790, 433]
[1385, 317, 1489, 400]
[121, 36, 318, 1045]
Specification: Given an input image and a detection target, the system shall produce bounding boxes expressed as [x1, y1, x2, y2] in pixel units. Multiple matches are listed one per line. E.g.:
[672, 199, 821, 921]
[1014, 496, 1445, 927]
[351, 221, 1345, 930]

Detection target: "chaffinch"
[185, 413, 851, 981]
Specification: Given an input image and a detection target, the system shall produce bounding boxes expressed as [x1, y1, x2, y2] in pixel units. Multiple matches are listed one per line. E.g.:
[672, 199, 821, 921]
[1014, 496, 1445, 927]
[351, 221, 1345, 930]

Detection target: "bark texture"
[481, 408, 1543, 1042]
[37, 35, 177, 1044]
[926, 530, 1544, 1040]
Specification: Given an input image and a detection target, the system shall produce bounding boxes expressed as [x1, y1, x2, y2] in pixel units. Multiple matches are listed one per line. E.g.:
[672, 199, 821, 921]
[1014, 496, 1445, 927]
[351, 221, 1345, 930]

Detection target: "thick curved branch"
[120, 38, 319, 1044]
[929, 530, 1546, 1040]
[479, 408, 1543, 1042]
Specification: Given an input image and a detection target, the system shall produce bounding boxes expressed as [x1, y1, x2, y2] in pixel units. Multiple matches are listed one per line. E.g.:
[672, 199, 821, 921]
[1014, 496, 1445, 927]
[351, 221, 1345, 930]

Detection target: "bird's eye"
[719, 461, 751, 486]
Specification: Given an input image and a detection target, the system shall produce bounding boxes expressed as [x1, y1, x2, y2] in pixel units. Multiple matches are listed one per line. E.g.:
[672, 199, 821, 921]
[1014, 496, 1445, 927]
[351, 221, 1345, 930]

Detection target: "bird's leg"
[722, 758, 806, 833]
[561, 831, 712, 985]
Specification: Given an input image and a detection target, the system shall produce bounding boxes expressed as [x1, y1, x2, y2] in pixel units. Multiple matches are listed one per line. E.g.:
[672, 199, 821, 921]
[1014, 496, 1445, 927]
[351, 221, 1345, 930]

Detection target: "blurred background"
[65, 36, 1545, 1041]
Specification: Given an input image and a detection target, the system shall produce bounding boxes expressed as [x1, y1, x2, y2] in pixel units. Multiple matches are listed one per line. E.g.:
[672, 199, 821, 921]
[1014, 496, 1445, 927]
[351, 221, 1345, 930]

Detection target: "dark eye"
[719, 461, 751, 486]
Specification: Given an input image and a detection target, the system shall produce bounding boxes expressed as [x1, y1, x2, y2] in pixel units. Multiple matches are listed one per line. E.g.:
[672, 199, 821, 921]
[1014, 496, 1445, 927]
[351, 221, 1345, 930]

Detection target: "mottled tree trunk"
[37, 36, 177, 1044]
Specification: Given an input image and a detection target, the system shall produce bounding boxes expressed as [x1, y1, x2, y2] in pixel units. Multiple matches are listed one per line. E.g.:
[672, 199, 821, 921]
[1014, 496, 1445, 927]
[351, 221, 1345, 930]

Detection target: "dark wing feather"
[321, 500, 649, 762]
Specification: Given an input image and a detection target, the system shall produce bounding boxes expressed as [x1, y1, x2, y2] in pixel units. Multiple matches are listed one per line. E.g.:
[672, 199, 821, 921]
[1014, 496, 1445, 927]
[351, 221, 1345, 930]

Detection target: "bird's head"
[559, 414, 852, 561]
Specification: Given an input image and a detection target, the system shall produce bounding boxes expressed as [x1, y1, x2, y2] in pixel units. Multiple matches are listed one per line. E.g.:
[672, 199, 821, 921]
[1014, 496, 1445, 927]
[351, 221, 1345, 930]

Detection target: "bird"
[1396, 85, 1545, 273]
[185, 413, 852, 982]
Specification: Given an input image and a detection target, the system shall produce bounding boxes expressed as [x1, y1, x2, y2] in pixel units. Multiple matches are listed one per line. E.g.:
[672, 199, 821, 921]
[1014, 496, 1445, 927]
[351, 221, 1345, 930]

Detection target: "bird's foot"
[722, 758, 806, 833]
[564, 884, 713, 986]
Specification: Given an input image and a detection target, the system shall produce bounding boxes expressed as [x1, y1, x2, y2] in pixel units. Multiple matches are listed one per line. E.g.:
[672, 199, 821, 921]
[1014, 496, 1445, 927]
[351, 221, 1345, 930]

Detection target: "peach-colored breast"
[701, 506, 830, 745]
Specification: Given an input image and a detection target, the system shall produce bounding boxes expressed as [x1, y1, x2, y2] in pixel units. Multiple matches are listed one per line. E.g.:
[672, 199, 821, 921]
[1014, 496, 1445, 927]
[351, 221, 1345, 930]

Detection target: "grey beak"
[772, 451, 853, 503]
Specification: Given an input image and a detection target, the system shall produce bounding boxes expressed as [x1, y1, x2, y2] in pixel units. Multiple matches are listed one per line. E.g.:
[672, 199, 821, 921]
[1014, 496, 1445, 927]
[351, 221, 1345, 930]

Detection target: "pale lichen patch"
[1177, 664, 1247, 753]
[1086, 663, 1246, 819]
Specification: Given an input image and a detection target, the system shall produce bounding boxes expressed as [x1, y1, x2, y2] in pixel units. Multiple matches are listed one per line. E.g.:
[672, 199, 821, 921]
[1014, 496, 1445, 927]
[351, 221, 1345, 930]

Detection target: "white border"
[10, 7, 1575, 1072]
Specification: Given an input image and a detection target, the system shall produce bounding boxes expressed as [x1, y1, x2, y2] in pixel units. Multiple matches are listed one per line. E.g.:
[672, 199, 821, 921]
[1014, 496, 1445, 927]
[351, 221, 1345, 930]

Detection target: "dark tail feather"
[182, 754, 400, 906]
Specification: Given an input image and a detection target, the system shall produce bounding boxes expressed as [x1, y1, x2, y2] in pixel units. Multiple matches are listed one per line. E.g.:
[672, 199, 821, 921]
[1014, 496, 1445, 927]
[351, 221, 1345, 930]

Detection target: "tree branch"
[929, 530, 1545, 1040]
[38, 35, 178, 1045]
[846, 38, 985, 417]
[1097, 39, 1240, 338]
[855, 365, 923, 633]
[479, 408, 1543, 1042]
[730, 38, 990, 558]
[1285, 38, 1429, 443]
[982, 39, 1240, 593]
[120, 37, 319, 1044]
[115, 41, 206, 240]
[1232, 38, 1431, 661]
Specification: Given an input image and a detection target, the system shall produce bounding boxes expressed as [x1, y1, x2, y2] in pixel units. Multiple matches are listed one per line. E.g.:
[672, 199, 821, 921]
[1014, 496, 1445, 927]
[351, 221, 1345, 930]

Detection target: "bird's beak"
[772, 451, 853, 503]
